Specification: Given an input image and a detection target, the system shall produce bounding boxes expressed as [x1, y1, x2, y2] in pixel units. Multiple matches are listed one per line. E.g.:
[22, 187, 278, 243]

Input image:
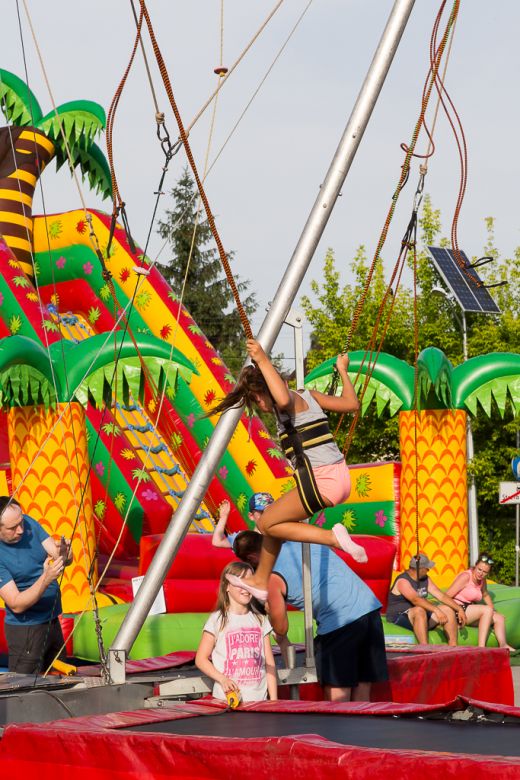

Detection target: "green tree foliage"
[157, 169, 257, 372]
[301, 194, 519, 582]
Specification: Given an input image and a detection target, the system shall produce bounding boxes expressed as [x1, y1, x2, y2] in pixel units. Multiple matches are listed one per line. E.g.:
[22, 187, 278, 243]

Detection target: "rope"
[14, 0, 308, 673]
[10, 2, 204, 676]
[185, 0, 285, 136]
[412, 202, 421, 564]
[105, 4, 144, 214]
[11, 3, 113, 682]
[137, 0, 253, 340]
[338, 178, 424, 452]
[171, 8, 228, 357]
[420, 9, 458, 170]
[129, 0, 162, 115]
[20, 0, 107, 268]
[329, 1, 461, 448]
[103, 0, 311, 313]
[341, 0, 460, 355]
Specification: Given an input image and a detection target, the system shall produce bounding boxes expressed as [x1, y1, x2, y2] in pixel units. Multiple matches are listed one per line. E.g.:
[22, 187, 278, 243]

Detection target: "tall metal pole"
[284, 309, 315, 671]
[462, 310, 480, 566]
[515, 428, 520, 588]
[108, 0, 417, 683]
[433, 289, 480, 568]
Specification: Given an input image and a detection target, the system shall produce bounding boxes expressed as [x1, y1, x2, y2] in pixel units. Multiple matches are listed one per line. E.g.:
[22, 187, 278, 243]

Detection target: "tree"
[157, 169, 257, 372]
[301, 194, 520, 582]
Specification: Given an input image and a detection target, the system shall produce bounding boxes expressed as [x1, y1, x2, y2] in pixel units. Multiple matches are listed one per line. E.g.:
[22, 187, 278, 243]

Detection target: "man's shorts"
[314, 609, 388, 688]
[392, 610, 437, 631]
[5, 618, 66, 674]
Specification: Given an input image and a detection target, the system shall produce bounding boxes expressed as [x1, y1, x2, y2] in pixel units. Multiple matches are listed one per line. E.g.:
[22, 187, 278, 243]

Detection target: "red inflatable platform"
[2, 696, 520, 778]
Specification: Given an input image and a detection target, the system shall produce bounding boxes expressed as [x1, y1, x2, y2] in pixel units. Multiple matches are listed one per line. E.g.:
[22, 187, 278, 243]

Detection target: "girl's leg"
[260, 489, 367, 562]
[243, 489, 366, 595]
[464, 605, 493, 647]
[491, 611, 515, 650]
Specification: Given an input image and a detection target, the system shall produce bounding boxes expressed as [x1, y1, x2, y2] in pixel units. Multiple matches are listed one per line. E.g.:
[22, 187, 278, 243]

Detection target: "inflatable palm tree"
[0, 68, 111, 278]
[0, 331, 194, 612]
[306, 348, 520, 585]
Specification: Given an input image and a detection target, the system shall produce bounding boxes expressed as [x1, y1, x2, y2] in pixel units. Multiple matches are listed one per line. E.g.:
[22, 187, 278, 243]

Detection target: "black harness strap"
[278, 416, 331, 516]
[279, 419, 334, 459]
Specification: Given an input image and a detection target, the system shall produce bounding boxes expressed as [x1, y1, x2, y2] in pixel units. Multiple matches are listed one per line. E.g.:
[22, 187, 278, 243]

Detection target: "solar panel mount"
[427, 247, 501, 314]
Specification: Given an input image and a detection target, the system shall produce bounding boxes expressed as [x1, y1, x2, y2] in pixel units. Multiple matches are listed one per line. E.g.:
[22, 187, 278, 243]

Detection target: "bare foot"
[226, 574, 268, 603]
[331, 524, 368, 563]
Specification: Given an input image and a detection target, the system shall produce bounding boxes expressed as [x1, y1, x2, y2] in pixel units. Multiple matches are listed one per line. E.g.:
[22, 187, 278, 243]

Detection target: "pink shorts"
[312, 460, 351, 506]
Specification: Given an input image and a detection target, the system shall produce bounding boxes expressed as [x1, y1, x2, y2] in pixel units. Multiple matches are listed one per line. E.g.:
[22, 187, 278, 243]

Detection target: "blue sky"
[2, 1, 519, 365]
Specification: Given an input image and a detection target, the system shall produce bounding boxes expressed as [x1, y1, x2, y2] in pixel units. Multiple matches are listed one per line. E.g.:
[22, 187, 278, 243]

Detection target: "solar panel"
[427, 247, 501, 314]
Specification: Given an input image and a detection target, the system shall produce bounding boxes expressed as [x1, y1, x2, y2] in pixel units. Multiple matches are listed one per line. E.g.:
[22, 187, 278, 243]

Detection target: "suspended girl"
[209, 338, 367, 602]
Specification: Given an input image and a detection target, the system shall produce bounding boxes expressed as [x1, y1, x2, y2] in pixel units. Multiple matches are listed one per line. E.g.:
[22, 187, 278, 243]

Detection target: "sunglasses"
[479, 555, 495, 565]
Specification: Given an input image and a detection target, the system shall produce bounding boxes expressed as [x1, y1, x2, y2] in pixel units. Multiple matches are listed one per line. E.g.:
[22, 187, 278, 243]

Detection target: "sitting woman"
[445, 553, 515, 651]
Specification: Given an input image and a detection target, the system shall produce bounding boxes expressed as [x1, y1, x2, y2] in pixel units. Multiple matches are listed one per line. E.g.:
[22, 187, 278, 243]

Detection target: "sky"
[2, 1, 519, 368]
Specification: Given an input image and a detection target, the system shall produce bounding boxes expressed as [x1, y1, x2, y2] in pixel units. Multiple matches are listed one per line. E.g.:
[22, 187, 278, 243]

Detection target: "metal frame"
[108, 0, 417, 684]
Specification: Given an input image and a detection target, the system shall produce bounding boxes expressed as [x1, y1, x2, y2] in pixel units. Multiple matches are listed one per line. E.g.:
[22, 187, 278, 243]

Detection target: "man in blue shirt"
[233, 530, 388, 702]
[0, 496, 70, 673]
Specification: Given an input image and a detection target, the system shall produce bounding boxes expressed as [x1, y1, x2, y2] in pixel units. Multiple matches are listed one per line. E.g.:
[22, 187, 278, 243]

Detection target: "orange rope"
[106, 4, 144, 211]
[342, 0, 460, 356]
[334, 1, 461, 454]
[138, 0, 253, 340]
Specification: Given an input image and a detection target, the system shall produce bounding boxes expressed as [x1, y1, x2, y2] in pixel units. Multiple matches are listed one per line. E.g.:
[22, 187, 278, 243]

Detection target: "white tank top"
[276, 389, 343, 468]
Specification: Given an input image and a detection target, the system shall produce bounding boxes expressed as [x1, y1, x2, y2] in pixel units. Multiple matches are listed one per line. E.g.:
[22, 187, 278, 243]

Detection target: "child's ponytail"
[205, 365, 271, 418]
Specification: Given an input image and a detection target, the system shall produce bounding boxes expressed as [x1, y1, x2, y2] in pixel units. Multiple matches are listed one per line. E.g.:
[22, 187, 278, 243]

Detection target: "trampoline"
[2, 698, 520, 778]
[0, 647, 518, 777]
[127, 708, 520, 757]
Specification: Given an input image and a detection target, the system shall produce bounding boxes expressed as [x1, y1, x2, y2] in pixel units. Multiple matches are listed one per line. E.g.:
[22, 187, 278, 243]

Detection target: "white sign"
[131, 576, 166, 616]
[499, 482, 520, 506]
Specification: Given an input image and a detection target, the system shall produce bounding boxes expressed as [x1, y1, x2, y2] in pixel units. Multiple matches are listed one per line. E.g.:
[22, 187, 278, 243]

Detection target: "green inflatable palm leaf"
[75, 141, 113, 200]
[0, 68, 43, 126]
[38, 101, 105, 162]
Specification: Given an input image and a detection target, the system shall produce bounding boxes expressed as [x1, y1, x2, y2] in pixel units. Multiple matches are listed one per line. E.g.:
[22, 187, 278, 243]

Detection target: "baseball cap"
[248, 492, 274, 512]
[411, 553, 435, 570]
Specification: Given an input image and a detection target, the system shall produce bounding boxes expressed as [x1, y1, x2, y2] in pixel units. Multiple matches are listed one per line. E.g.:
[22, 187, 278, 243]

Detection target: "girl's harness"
[278, 416, 333, 516]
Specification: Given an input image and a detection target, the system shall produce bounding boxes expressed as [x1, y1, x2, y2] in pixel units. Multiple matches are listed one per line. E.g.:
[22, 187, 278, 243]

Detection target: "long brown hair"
[216, 561, 262, 630]
[206, 365, 272, 418]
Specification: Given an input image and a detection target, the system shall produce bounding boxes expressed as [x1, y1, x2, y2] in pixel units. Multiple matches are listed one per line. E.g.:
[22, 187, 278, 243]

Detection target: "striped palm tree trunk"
[399, 409, 469, 586]
[0, 126, 54, 279]
[7, 402, 98, 613]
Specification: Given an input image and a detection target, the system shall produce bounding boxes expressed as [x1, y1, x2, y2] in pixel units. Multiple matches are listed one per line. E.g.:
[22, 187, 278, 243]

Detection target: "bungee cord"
[329, 1, 461, 433]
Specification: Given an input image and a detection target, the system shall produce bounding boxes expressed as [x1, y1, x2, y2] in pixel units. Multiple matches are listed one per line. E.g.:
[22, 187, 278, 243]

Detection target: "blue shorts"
[391, 610, 436, 632]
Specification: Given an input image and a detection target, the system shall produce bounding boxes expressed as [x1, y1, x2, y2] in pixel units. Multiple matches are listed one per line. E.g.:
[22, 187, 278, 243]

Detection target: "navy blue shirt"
[0, 515, 61, 625]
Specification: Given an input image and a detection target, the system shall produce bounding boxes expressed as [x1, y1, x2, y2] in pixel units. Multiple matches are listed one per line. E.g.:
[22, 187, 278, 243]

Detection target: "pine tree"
[157, 168, 257, 371]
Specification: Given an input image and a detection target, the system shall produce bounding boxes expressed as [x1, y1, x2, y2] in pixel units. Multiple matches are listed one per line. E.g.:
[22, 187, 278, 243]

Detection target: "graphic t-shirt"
[203, 610, 272, 701]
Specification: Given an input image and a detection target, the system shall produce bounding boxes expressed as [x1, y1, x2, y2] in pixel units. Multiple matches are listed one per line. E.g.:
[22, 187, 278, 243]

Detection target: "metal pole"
[462, 310, 479, 565]
[515, 504, 520, 588]
[284, 310, 315, 670]
[108, 0, 416, 683]
[516, 430, 520, 588]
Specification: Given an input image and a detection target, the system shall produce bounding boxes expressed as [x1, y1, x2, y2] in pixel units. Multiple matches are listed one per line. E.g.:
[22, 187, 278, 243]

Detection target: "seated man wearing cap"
[386, 553, 466, 645]
[212, 492, 274, 549]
